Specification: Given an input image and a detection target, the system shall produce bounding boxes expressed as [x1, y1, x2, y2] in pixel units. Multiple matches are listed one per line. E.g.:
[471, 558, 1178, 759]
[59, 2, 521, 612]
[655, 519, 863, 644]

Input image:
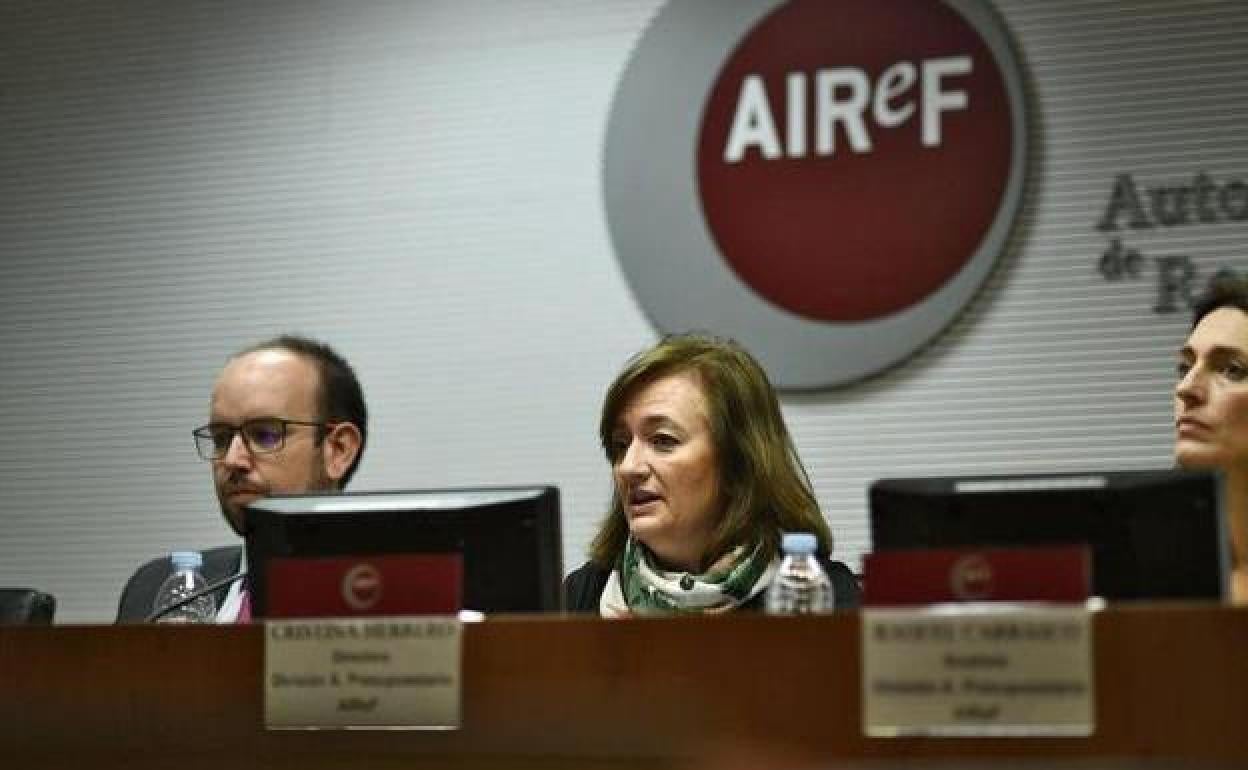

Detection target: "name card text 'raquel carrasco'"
[861, 606, 1093, 736]
[264, 617, 461, 729]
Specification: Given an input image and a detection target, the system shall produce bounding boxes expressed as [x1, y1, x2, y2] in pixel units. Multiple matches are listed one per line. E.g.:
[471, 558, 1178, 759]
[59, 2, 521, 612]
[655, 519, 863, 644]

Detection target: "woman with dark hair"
[564, 333, 860, 615]
[1175, 280, 1248, 603]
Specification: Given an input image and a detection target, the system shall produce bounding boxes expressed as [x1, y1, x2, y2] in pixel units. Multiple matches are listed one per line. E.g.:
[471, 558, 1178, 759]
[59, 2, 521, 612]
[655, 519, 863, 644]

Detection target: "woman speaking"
[565, 333, 860, 615]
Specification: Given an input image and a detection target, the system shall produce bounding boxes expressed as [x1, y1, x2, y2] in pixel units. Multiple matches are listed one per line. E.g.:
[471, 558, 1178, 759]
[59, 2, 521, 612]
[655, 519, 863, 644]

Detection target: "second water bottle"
[765, 532, 835, 614]
[152, 550, 217, 624]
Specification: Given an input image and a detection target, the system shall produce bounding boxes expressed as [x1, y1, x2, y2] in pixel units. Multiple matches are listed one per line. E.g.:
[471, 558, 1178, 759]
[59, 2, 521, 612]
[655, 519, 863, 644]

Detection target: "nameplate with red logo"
[862, 546, 1090, 605]
[266, 553, 462, 617]
[264, 616, 461, 729]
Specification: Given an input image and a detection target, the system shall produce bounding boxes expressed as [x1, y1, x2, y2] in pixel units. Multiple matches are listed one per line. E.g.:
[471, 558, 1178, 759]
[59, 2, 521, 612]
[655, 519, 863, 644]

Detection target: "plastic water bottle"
[152, 551, 217, 624]
[765, 533, 834, 614]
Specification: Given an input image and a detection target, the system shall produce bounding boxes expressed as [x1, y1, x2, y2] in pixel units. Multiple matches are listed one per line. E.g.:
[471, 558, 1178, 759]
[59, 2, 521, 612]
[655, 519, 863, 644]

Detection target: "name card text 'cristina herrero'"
[264, 617, 461, 730]
[861, 606, 1093, 736]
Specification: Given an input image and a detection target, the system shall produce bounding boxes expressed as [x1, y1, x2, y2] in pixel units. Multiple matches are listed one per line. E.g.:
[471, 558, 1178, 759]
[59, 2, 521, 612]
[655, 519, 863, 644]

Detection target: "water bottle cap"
[170, 550, 204, 570]
[780, 532, 817, 555]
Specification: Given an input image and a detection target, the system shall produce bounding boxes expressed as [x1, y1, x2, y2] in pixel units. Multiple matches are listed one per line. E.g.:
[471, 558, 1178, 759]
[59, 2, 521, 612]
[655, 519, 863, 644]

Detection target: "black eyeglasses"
[192, 417, 329, 461]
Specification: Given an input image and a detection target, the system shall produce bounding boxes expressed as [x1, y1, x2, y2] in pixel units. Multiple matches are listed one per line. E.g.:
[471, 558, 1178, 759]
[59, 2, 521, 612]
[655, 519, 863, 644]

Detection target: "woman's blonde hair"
[588, 333, 833, 570]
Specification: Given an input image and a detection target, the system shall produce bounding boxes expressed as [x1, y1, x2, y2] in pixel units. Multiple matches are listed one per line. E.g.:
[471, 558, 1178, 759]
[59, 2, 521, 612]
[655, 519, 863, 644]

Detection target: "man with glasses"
[116, 335, 368, 622]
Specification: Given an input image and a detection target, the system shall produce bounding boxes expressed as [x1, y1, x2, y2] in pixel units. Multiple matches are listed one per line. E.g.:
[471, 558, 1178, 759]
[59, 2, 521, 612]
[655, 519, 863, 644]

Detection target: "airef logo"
[950, 553, 995, 600]
[342, 563, 383, 611]
[604, 0, 1029, 388]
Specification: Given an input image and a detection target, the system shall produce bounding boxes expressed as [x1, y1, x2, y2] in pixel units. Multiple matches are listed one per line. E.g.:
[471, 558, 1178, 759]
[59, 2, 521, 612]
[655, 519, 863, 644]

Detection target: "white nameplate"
[861, 606, 1093, 736]
[264, 617, 461, 729]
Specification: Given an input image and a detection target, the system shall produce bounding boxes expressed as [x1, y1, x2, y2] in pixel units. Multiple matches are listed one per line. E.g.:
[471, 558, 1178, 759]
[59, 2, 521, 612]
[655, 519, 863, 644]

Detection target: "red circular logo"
[950, 553, 995, 600]
[697, 0, 1013, 322]
[342, 564, 383, 611]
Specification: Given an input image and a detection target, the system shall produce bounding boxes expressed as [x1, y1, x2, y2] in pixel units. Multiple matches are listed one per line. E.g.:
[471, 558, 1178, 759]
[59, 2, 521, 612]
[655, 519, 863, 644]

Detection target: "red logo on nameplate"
[267, 554, 462, 618]
[862, 546, 1090, 605]
[342, 563, 383, 610]
[950, 553, 996, 600]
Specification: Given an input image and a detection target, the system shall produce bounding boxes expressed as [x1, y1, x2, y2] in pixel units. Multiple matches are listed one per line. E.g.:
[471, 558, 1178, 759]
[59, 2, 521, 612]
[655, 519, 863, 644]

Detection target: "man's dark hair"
[237, 334, 368, 487]
[1191, 277, 1248, 329]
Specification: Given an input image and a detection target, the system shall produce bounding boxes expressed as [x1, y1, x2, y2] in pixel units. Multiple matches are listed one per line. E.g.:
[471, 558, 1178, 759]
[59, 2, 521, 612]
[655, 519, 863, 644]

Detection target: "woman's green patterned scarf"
[610, 536, 777, 615]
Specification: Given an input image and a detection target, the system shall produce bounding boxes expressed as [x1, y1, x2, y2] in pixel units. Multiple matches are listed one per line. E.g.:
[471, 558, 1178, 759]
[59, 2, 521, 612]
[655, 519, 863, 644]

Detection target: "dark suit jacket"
[0, 588, 56, 625]
[115, 545, 243, 623]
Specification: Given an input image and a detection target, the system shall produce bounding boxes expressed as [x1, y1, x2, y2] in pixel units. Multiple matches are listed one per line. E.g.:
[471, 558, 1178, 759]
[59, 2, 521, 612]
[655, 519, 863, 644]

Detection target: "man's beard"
[216, 459, 335, 537]
[217, 478, 263, 537]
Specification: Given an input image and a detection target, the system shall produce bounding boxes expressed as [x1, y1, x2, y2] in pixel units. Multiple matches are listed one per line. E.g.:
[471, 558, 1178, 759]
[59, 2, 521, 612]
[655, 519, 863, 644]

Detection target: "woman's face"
[609, 372, 720, 572]
[1175, 306, 1248, 471]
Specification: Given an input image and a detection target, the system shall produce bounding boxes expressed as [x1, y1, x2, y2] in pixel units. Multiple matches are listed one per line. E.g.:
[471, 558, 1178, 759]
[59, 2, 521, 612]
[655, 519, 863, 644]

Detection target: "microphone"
[145, 570, 245, 623]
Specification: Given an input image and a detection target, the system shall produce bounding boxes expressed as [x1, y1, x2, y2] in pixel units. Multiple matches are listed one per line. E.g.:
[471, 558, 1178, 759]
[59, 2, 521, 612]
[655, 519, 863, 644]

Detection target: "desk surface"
[3, 605, 1247, 769]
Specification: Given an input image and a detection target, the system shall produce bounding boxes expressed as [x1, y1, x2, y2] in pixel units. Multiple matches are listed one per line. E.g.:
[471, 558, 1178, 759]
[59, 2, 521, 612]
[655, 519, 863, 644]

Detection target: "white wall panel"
[1, 0, 1246, 621]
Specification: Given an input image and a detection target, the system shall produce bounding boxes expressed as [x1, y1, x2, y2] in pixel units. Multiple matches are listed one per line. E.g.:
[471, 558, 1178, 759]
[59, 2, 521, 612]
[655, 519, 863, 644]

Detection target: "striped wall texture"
[2, 0, 1246, 621]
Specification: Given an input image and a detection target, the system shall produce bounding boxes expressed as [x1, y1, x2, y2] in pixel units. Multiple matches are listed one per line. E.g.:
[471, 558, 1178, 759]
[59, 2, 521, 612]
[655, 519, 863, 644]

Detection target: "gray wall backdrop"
[2, 0, 1246, 622]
